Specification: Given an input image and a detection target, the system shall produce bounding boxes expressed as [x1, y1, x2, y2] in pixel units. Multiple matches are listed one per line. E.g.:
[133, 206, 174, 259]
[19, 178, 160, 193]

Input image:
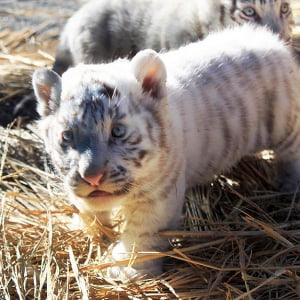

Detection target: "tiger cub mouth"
[88, 190, 113, 198]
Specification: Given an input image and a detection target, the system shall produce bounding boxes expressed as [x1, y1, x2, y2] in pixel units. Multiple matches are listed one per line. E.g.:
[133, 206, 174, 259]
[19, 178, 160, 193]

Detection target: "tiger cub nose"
[83, 172, 104, 186]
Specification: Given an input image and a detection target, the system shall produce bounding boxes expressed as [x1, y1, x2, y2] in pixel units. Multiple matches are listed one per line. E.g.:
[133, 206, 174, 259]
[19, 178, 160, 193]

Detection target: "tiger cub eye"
[61, 130, 74, 144]
[111, 124, 127, 139]
[242, 7, 256, 17]
[280, 3, 289, 14]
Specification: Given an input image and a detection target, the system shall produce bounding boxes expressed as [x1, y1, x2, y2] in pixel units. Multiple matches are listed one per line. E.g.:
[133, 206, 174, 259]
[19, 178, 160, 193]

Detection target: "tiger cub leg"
[275, 160, 300, 192]
[275, 150, 300, 192]
[109, 175, 186, 278]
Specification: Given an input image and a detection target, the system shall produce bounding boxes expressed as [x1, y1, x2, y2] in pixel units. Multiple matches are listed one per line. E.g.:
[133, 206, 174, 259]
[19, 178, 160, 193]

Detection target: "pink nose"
[83, 172, 104, 186]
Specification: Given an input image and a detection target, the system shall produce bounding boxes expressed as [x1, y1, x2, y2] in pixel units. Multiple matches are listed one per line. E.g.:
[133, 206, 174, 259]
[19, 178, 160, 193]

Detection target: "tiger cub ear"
[132, 49, 167, 99]
[32, 68, 62, 117]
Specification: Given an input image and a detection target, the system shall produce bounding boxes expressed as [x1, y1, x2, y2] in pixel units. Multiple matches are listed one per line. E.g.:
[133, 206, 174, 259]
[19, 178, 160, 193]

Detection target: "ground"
[0, 0, 81, 30]
[0, 0, 82, 126]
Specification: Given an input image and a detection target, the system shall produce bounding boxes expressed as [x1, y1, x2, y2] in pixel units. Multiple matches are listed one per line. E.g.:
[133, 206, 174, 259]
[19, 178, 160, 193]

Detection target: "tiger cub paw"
[105, 242, 162, 280]
[275, 176, 300, 193]
[275, 161, 300, 192]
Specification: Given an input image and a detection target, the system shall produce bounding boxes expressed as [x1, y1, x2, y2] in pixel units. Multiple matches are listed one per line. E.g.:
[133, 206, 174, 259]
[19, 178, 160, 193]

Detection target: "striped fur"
[33, 25, 300, 277]
[53, 0, 292, 75]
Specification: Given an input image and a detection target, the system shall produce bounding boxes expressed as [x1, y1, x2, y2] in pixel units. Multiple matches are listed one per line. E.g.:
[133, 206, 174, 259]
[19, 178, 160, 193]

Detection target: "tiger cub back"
[33, 24, 300, 277]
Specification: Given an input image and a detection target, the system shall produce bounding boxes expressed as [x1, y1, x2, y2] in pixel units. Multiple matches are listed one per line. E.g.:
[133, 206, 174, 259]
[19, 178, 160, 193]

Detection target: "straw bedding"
[1, 3, 300, 299]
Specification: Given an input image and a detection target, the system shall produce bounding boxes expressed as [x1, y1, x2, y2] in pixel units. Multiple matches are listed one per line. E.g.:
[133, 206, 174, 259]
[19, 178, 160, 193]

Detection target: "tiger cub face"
[33, 60, 169, 212]
[230, 0, 292, 42]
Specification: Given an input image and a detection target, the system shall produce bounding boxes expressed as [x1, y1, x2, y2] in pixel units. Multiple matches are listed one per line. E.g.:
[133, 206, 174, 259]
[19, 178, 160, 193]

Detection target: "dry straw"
[1, 6, 300, 300]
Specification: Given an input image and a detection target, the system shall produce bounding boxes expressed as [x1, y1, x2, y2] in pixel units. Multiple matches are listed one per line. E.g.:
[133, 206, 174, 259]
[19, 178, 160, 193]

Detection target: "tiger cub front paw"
[105, 242, 163, 279]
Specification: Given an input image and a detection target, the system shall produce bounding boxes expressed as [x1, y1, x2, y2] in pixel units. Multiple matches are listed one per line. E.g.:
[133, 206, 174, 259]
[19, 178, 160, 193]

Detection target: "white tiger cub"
[33, 25, 300, 277]
[53, 0, 293, 75]
[13, 0, 293, 119]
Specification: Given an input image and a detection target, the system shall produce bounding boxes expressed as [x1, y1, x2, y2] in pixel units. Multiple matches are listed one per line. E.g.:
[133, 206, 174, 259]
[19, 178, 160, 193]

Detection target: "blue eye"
[111, 124, 126, 138]
[61, 130, 73, 144]
[281, 3, 289, 14]
[242, 7, 256, 17]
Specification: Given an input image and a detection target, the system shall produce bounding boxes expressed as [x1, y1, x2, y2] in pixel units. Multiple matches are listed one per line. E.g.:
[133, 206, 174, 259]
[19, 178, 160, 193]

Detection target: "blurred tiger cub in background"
[33, 24, 300, 277]
[14, 0, 293, 119]
[53, 0, 293, 75]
